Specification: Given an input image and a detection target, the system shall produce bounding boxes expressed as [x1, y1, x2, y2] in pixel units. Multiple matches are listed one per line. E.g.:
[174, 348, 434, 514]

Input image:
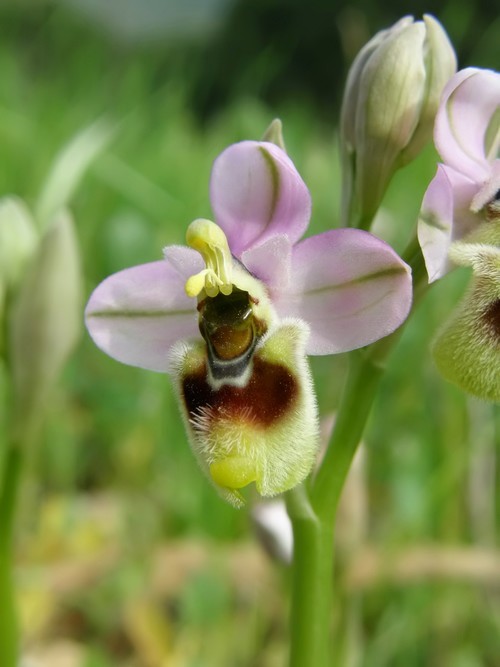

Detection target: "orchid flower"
[418, 68, 500, 282]
[85, 139, 412, 505]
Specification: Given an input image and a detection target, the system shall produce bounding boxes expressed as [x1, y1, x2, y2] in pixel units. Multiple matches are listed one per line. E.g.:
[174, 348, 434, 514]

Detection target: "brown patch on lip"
[482, 298, 500, 342]
[182, 357, 298, 429]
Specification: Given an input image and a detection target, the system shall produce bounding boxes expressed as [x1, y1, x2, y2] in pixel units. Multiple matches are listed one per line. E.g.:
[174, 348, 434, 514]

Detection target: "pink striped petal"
[240, 234, 292, 294]
[85, 249, 202, 372]
[210, 141, 311, 256]
[163, 244, 204, 276]
[434, 68, 500, 181]
[418, 164, 479, 282]
[274, 229, 412, 354]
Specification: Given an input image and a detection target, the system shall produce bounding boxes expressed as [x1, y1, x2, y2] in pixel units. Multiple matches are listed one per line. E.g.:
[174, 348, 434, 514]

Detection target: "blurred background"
[0, 0, 499, 665]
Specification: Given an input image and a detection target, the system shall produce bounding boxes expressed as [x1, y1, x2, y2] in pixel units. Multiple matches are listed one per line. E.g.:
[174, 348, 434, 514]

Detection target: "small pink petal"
[470, 159, 500, 212]
[210, 141, 311, 256]
[240, 234, 292, 294]
[85, 258, 199, 372]
[163, 244, 205, 279]
[274, 229, 412, 354]
[418, 165, 479, 282]
[435, 68, 500, 180]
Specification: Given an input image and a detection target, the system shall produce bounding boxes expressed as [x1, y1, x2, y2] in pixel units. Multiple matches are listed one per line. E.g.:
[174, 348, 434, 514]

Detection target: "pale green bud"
[0, 197, 38, 290]
[399, 16, 458, 164]
[432, 243, 500, 402]
[9, 210, 83, 441]
[262, 118, 286, 151]
[340, 15, 456, 228]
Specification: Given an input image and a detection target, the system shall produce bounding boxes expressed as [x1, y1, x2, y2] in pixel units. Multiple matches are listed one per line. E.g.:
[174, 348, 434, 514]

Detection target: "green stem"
[0, 443, 23, 667]
[286, 350, 386, 667]
[311, 231, 429, 524]
[311, 350, 384, 522]
[286, 350, 385, 667]
[286, 487, 334, 667]
[286, 233, 429, 666]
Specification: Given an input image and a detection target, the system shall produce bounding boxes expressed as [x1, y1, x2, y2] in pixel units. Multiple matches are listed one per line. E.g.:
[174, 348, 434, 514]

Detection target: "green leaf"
[35, 119, 115, 230]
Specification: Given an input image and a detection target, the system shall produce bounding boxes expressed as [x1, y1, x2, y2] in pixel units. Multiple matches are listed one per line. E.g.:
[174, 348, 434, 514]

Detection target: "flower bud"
[252, 500, 293, 563]
[261, 118, 286, 151]
[9, 210, 83, 440]
[0, 197, 38, 290]
[432, 242, 500, 402]
[340, 15, 456, 228]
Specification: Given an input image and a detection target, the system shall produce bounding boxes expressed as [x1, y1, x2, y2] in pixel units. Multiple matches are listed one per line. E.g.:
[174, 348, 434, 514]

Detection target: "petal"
[85, 251, 202, 372]
[210, 141, 311, 256]
[240, 234, 292, 294]
[274, 230, 412, 354]
[163, 244, 205, 277]
[470, 159, 500, 212]
[434, 68, 500, 180]
[418, 164, 480, 282]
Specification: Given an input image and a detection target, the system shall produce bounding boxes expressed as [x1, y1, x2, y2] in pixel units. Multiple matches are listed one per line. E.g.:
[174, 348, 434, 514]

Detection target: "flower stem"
[0, 442, 23, 667]
[286, 350, 385, 667]
[286, 233, 429, 665]
[311, 350, 384, 522]
[286, 486, 335, 667]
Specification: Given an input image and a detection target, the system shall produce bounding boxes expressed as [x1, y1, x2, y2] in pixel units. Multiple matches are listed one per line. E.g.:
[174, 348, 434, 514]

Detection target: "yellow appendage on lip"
[209, 457, 257, 490]
[185, 219, 233, 298]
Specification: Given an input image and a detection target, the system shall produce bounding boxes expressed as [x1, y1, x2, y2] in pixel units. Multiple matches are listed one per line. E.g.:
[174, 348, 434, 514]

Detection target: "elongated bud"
[262, 118, 286, 151]
[0, 197, 38, 290]
[252, 500, 293, 563]
[9, 210, 83, 441]
[340, 14, 456, 228]
[399, 16, 458, 164]
[432, 243, 500, 402]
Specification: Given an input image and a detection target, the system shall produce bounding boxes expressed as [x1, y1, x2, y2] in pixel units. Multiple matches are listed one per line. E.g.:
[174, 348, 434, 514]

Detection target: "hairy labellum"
[433, 242, 500, 402]
[168, 219, 319, 506]
[172, 319, 318, 507]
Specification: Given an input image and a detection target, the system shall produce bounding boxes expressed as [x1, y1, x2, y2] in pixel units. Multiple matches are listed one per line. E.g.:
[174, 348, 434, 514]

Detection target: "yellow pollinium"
[185, 219, 233, 298]
[209, 457, 257, 490]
